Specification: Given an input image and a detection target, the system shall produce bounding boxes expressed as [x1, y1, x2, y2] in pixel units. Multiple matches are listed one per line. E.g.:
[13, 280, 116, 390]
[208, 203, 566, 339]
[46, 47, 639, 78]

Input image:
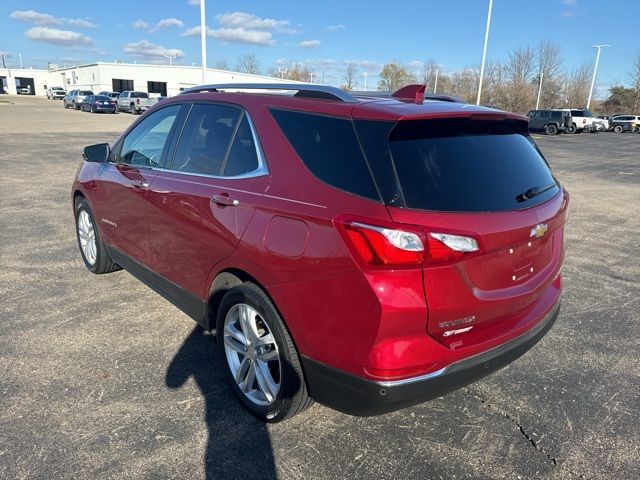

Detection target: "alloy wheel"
[77, 210, 97, 265]
[223, 303, 281, 406]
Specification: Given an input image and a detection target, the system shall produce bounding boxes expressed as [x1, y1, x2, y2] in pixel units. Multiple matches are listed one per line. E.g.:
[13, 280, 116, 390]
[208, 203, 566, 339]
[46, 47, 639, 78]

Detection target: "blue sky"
[1, 0, 638, 96]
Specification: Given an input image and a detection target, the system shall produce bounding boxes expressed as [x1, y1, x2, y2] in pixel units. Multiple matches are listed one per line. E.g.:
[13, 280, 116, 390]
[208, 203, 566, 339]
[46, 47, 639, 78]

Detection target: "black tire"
[73, 102, 80, 110]
[216, 283, 313, 422]
[545, 124, 558, 135]
[74, 197, 121, 274]
[567, 123, 577, 134]
[90, 106, 96, 113]
[613, 125, 623, 133]
[130, 103, 137, 114]
[64, 101, 69, 109]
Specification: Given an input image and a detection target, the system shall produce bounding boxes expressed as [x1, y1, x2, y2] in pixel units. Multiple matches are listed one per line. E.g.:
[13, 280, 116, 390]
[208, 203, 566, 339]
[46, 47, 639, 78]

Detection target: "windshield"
[384, 119, 559, 212]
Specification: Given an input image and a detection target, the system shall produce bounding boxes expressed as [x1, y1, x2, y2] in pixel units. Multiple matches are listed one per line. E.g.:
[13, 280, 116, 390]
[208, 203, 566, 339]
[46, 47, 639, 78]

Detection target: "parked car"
[98, 91, 120, 101]
[17, 86, 32, 95]
[610, 115, 640, 133]
[527, 109, 571, 135]
[72, 83, 568, 422]
[116, 91, 156, 114]
[593, 115, 610, 132]
[554, 108, 595, 133]
[47, 87, 66, 100]
[80, 95, 117, 113]
[64, 90, 94, 110]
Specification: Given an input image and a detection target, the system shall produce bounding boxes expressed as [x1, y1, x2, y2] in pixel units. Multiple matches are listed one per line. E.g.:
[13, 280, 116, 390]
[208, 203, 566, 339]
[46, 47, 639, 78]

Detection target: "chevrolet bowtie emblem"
[530, 223, 548, 238]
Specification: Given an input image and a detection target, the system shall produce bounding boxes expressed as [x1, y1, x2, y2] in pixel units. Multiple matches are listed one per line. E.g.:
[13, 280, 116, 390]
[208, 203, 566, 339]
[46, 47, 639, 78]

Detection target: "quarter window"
[270, 109, 380, 200]
[119, 105, 181, 167]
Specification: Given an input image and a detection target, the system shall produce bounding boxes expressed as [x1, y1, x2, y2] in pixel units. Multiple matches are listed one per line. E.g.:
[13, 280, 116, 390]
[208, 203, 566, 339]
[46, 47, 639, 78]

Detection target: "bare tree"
[236, 53, 260, 75]
[214, 59, 229, 70]
[377, 61, 416, 91]
[267, 62, 313, 82]
[564, 64, 592, 107]
[504, 46, 536, 112]
[448, 68, 480, 103]
[342, 62, 358, 91]
[535, 40, 564, 108]
[630, 52, 640, 111]
[417, 59, 440, 91]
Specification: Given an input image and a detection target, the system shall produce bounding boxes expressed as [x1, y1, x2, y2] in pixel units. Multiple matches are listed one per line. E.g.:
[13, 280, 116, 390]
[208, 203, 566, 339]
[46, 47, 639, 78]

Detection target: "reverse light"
[428, 233, 479, 262]
[343, 222, 425, 266]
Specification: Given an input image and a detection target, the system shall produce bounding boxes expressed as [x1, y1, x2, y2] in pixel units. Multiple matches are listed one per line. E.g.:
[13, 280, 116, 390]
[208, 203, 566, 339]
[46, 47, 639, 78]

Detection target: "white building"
[0, 62, 297, 97]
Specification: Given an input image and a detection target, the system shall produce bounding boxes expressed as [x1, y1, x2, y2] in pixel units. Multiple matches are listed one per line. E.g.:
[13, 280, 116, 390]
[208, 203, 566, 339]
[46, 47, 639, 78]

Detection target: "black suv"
[527, 110, 571, 135]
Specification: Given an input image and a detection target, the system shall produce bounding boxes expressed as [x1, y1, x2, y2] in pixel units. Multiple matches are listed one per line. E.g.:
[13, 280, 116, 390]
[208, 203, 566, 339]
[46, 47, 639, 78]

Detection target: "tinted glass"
[388, 119, 558, 212]
[93, 96, 111, 101]
[551, 111, 562, 119]
[120, 105, 181, 167]
[571, 110, 584, 117]
[271, 109, 380, 200]
[223, 115, 259, 176]
[540, 111, 551, 118]
[79, 90, 93, 95]
[131, 92, 148, 98]
[171, 104, 240, 175]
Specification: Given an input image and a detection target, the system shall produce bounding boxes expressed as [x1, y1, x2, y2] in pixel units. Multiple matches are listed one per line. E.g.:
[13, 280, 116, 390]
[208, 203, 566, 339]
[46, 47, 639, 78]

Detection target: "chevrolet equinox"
[72, 83, 568, 422]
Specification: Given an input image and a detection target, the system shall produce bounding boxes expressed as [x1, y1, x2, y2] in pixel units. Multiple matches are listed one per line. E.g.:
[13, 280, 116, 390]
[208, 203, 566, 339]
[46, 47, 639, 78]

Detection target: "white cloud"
[153, 18, 184, 31]
[67, 18, 97, 28]
[298, 40, 321, 49]
[326, 24, 346, 32]
[132, 20, 149, 29]
[25, 27, 94, 47]
[123, 40, 185, 60]
[562, 0, 578, 5]
[187, 0, 200, 5]
[11, 10, 96, 28]
[216, 11, 295, 33]
[183, 26, 274, 46]
[10, 10, 61, 25]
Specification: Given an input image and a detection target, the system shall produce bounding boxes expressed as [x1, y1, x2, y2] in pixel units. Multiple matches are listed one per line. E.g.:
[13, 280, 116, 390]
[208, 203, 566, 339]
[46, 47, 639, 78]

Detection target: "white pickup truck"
[117, 91, 157, 114]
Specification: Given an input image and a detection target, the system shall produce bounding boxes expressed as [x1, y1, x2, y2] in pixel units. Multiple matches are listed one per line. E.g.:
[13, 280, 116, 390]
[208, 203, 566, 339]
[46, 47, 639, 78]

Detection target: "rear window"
[79, 91, 93, 95]
[270, 109, 380, 201]
[131, 92, 148, 98]
[386, 119, 559, 212]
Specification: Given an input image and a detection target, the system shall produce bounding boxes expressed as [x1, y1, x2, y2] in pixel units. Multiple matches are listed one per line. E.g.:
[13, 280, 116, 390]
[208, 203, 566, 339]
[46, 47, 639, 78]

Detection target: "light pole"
[309, 72, 313, 83]
[19, 53, 23, 69]
[535, 70, 544, 110]
[587, 44, 610, 109]
[433, 68, 439, 93]
[163, 50, 177, 66]
[278, 67, 288, 79]
[363, 71, 368, 91]
[200, 0, 207, 84]
[476, 0, 493, 105]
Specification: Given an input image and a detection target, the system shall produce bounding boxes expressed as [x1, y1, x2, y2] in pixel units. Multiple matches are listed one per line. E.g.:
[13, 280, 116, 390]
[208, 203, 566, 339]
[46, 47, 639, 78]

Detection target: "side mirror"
[83, 143, 110, 163]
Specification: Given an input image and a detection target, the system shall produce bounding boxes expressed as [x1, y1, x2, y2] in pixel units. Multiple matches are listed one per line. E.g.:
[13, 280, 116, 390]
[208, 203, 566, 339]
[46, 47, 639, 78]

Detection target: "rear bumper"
[302, 301, 560, 416]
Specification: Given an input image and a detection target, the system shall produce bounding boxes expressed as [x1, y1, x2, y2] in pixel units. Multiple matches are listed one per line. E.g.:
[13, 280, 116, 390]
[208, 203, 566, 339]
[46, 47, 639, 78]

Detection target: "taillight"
[343, 222, 424, 266]
[428, 233, 479, 263]
[337, 220, 480, 268]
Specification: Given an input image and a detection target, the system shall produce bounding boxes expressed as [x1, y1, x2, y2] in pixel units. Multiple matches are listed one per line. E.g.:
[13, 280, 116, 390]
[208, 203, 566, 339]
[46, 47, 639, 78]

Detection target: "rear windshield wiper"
[516, 183, 556, 202]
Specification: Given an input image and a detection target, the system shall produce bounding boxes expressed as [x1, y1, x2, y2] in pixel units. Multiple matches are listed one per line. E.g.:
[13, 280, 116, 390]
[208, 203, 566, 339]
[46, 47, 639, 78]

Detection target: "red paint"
[72, 89, 568, 384]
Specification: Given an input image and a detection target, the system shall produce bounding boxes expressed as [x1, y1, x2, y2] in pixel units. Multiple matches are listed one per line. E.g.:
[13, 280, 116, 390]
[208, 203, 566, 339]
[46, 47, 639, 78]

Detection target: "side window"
[171, 104, 241, 175]
[271, 109, 380, 200]
[223, 115, 259, 176]
[540, 111, 550, 119]
[528, 111, 538, 118]
[120, 104, 181, 167]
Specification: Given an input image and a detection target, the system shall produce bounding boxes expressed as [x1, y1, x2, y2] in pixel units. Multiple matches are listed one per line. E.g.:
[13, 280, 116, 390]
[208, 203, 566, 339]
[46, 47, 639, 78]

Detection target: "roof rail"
[179, 83, 359, 103]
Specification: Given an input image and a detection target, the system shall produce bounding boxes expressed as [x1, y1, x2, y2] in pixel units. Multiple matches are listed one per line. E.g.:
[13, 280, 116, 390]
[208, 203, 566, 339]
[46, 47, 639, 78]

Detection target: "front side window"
[119, 105, 181, 167]
[170, 103, 261, 177]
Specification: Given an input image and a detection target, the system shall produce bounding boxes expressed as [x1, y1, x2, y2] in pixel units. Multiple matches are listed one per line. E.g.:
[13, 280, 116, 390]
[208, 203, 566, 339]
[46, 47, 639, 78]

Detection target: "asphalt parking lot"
[1, 95, 638, 480]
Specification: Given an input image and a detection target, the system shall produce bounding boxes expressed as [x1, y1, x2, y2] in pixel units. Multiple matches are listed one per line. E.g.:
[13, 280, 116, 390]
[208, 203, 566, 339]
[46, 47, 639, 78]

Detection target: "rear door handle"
[211, 194, 239, 207]
[132, 179, 149, 189]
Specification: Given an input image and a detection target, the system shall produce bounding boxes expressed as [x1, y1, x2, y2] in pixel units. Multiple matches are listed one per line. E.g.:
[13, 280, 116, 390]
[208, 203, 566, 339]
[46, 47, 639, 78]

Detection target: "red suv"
[72, 83, 568, 422]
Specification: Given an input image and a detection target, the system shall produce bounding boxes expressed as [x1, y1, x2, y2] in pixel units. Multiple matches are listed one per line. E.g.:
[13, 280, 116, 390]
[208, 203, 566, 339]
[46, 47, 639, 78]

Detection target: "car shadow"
[166, 325, 277, 480]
